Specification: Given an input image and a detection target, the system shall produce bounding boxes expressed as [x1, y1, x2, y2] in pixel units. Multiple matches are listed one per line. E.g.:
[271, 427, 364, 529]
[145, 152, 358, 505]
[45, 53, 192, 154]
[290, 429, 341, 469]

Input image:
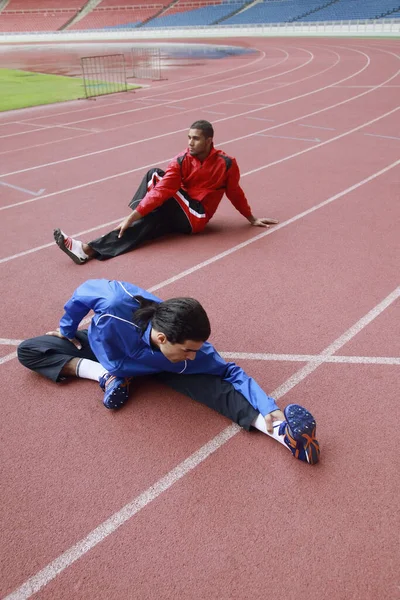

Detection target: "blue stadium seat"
[142, 3, 245, 27]
[223, 0, 400, 25]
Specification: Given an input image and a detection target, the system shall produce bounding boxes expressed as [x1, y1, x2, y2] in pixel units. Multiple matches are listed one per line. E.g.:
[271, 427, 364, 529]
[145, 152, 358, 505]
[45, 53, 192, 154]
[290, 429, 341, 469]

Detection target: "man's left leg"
[53, 168, 192, 264]
[17, 331, 132, 410]
[155, 372, 320, 464]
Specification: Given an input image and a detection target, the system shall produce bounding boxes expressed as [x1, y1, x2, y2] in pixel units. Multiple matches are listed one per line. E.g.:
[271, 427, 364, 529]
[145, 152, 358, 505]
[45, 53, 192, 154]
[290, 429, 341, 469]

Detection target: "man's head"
[188, 120, 214, 161]
[133, 296, 211, 363]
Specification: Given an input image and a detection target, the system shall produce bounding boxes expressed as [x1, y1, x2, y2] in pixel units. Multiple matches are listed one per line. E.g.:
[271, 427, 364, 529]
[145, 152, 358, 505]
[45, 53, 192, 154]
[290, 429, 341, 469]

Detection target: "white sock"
[61, 230, 88, 260]
[251, 413, 290, 450]
[76, 358, 107, 382]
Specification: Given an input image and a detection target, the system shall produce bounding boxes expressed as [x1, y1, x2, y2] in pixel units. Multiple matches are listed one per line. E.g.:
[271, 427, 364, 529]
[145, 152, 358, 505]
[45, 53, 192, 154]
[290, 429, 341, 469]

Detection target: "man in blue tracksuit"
[18, 279, 320, 465]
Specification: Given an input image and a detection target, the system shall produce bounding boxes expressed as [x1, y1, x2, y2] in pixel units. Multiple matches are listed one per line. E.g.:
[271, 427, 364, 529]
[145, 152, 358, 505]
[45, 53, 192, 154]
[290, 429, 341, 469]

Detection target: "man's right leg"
[53, 168, 166, 264]
[155, 372, 320, 464]
[17, 331, 131, 409]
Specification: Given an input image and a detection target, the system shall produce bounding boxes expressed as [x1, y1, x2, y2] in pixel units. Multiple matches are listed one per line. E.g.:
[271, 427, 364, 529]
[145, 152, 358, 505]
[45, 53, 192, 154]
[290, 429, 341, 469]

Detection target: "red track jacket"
[135, 146, 252, 233]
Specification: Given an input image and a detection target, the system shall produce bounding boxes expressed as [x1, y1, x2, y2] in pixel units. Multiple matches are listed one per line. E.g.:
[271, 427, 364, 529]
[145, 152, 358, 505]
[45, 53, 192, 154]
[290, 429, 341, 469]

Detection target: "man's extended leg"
[17, 331, 131, 409]
[53, 168, 192, 263]
[155, 372, 320, 464]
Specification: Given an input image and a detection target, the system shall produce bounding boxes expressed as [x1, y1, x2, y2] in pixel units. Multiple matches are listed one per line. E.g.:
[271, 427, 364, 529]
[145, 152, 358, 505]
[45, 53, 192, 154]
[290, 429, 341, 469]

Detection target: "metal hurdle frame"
[81, 53, 128, 99]
[131, 47, 162, 81]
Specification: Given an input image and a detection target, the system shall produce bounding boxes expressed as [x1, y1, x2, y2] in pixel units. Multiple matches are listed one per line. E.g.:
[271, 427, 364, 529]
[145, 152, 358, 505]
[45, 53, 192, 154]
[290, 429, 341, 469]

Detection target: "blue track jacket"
[59, 279, 278, 416]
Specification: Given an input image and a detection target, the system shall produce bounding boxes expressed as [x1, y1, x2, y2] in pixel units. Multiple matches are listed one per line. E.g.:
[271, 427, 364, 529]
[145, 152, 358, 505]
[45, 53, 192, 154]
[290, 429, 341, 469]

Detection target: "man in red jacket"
[54, 120, 278, 264]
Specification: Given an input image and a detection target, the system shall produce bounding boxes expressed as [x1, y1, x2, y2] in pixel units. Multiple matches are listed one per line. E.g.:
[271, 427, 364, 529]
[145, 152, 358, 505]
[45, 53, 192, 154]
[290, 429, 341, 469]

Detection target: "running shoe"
[99, 373, 131, 409]
[278, 403, 320, 465]
[53, 228, 87, 265]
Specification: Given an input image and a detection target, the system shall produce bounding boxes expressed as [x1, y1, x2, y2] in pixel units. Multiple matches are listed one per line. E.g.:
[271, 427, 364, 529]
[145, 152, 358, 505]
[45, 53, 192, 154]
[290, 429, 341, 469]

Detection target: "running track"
[1, 37, 399, 600]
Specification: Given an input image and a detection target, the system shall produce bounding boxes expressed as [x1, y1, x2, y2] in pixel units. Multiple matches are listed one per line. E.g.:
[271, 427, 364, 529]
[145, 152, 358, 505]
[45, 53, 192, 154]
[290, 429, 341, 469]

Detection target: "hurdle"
[131, 47, 162, 81]
[81, 53, 128, 99]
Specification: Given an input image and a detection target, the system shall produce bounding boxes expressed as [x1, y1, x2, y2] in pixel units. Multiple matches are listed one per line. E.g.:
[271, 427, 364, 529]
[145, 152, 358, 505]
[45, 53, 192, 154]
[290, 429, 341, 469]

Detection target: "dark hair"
[133, 296, 211, 344]
[189, 120, 214, 139]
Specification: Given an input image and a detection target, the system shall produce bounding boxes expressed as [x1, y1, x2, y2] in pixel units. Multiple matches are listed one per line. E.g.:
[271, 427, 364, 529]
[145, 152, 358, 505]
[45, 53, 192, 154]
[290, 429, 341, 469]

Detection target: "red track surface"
[1, 37, 399, 600]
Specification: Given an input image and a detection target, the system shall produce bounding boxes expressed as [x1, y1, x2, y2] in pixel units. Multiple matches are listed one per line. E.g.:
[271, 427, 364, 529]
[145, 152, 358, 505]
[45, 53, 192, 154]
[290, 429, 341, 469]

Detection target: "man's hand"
[116, 210, 141, 238]
[250, 217, 279, 228]
[264, 409, 285, 434]
[45, 328, 82, 350]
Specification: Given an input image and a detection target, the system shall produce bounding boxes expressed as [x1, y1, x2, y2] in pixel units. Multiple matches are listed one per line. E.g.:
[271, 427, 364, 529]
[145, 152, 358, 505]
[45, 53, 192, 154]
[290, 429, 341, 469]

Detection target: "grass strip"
[0, 69, 138, 111]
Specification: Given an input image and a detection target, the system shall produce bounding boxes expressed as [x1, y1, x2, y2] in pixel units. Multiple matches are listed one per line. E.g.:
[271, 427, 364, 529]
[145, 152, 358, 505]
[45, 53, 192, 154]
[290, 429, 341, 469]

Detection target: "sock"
[76, 359, 107, 382]
[61, 230, 89, 260]
[251, 413, 290, 450]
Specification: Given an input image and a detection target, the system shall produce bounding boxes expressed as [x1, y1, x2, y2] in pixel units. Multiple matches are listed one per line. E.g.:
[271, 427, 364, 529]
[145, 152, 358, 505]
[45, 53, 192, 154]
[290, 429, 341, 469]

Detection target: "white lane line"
[0, 156, 398, 268]
[226, 102, 271, 106]
[0, 48, 381, 188]
[237, 104, 400, 178]
[143, 159, 400, 292]
[134, 99, 172, 104]
[246, 116, 275, 121]
[56, 125, 103, 133]
[333, 85, 400, 88]
[0, 49, 294, 140]
[0, 181, 45, 197]
[0, 351, 17, 366]
[0, 218, 122, 264]
[298, 124, 336, 130]
[4, 285, 398, 600]
[0, 338, 23, 345]
[0, 46, 340, 156]
[0, 45, 357, 174]
[25, 122, 101, 134]
[203, 110, 226, 115]
[6, 62, 397, 216]
[364, 133, 400, 141]
[272, 286, 400, 399]
[3, 425, 240, 600]
[0, 49, 268, 127]
[256, 134, 320, 142]
[0, 48, 312, 149]
[220, 353, 400, 365]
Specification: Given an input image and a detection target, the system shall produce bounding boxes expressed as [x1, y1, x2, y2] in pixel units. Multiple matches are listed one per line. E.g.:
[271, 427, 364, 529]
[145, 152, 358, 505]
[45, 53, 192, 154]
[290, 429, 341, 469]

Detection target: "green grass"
[0, 69, 139, 112]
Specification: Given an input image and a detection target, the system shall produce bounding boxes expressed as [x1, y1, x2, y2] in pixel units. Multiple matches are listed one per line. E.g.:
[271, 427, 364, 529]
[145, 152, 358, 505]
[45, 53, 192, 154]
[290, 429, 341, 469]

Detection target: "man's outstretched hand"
[264, 409, 285, 434]
[250, 217, 279, 228]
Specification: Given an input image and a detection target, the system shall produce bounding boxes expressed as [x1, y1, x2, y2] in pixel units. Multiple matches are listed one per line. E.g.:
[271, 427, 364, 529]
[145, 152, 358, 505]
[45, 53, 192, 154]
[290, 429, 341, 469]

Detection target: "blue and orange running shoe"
[278, 404, 320, 465]
[99, 373, 131, 410]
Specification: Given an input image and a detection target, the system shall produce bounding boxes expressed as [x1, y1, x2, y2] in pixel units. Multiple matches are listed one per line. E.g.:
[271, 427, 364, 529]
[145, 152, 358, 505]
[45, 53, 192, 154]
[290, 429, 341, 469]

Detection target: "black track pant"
[87, 169, 202, 261]
[17, 331, 258, 430]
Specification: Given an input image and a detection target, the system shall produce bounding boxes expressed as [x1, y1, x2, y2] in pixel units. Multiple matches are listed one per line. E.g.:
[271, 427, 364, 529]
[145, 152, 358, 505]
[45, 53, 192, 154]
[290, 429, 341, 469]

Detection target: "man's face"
[187, 128, 212, 160]
[157, 335, 204, 363]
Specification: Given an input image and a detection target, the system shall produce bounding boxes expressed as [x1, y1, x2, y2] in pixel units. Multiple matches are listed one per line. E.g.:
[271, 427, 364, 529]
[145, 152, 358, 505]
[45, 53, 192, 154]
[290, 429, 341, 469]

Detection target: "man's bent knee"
[17, 339, 38, 368]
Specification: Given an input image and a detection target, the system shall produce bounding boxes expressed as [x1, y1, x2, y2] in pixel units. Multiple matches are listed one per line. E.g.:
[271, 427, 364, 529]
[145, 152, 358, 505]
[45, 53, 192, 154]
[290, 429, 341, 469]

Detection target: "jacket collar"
[185, 144, 217, 164]
[142, 322, 153, 347]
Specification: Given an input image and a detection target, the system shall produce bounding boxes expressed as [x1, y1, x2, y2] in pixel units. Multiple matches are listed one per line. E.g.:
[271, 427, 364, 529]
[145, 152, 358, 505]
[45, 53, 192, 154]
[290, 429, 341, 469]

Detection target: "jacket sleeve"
[135, 159, 183, 217]
[190, 345, 279, 416]
[224, 159, 252, 219]
[59, 279, 111, 339]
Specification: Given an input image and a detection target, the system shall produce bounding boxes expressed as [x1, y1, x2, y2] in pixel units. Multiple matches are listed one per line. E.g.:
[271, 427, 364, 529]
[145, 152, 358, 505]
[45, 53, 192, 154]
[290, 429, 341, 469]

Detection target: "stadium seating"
[99, 0, 157, 6]
[0, 0, 83, 32]
[0, 0, 398, 32]
[4, 0, 83, 7]
[0, 10, 77, 32]
[69, 6, 163, 30]
[141, 1, 245, 27]
[299, 0, 400, 21]
[223, 0, 400, 25]
[161, 0, 224, 16]
[224, 0, 330, 25]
